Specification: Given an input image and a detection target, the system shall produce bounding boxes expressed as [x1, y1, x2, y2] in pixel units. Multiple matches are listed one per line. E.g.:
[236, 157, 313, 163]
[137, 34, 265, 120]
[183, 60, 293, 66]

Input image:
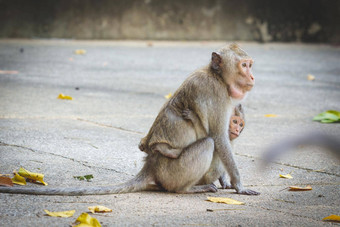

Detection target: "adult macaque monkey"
[0, 44, 259, 196]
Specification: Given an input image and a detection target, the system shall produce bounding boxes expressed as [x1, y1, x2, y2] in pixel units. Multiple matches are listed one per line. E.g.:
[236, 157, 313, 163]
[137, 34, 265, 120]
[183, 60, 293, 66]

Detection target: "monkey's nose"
[250, 74, 254, 81]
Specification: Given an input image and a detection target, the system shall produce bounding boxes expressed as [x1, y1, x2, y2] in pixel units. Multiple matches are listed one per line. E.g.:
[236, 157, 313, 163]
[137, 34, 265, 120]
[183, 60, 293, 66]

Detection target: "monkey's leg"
[215, 137, 260, 195]
[218, 172, 232, 189]
[156, 137, 216, 193]
[151, 143, 182, 159]
[197, 153, 227, 187]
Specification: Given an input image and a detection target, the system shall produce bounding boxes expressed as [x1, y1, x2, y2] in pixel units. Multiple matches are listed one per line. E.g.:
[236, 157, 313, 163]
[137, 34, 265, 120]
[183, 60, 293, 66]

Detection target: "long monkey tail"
[0, 166, 153, 196]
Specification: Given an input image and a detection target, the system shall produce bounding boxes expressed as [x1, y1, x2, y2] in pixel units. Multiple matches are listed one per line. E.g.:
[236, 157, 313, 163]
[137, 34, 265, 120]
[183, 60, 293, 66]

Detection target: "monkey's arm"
[182, 109, 207, 139]
[218, 141, 235, 189]
[214, 135, 259, 195]
[139, 136, 182, 158]
[151, 143, 182, 159]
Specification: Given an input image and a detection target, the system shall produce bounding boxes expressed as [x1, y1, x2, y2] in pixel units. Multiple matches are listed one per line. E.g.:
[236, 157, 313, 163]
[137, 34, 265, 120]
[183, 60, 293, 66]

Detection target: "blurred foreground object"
[263, 132, 340, 163]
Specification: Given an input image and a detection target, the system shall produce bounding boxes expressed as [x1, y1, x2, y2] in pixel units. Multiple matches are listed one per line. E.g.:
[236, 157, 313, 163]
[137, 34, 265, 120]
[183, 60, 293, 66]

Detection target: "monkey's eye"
[242, 63, 247, 67]
[249, 63, 252, 68]
[233, 120, 237, 124]
[240, 123, 244, 127]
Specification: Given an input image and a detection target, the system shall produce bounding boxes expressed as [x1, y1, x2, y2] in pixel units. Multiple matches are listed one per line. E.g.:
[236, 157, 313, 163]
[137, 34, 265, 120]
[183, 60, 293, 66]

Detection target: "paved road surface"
[0, 40, 339, 226]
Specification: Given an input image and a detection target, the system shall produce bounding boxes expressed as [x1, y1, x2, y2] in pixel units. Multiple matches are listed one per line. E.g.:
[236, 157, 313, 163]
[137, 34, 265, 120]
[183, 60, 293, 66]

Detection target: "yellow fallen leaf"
[323, 214, 340, 222]
[44, 209, 75, 218]
[18, 167, 48, 186]
[279, 174, 293, 179]
[58, 93, 73, 100]
[289, 185, 312, 191]
[74, 49, 86, 55]
[11, 173, 26, 185]
[88, 205, 112, 214]
[207, 197, 245, 205]
[307, 74, 315, 81]
[165, 93, 172, 99]
[75, 213, 101, 227]
[264, 114, 278, 118]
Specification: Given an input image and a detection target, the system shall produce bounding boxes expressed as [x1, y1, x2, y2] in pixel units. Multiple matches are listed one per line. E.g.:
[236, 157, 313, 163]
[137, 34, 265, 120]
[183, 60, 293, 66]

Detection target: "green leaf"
[321, 119, 336, 123]
[74, 174, 94, 182]
[327, 110, 340, 118]
[74, 176, 85, 181]
[313, 110, 340, 123]
[83, 175, 94, 181]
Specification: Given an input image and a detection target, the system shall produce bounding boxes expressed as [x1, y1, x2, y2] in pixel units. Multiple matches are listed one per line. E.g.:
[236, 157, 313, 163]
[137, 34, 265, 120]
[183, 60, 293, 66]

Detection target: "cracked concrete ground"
[0, 40, 339, 226]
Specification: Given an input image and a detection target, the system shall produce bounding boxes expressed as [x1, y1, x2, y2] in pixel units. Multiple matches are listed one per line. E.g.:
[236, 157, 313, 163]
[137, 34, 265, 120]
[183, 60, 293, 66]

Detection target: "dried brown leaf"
[0, 176, 14, 187]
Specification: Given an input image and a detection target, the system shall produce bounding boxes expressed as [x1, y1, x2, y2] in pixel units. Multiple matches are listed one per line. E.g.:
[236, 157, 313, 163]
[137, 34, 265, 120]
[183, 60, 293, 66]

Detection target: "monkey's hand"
[218, 175, 232, 189]
[231, 179, 260, 195]
[236, 188, 260, 195]
[182, 109, 195, 121]
[138, 141, 146, 152]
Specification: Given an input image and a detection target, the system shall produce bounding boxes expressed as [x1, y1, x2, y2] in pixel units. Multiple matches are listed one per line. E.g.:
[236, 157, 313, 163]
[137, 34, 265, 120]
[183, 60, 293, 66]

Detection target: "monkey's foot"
[184, 184, 218, 193]
[138, 142, 145, 151]
[204, 184, 218, 193]
[237, 188, 260, 195]
[220, 183, 232, 189]
[219, 176, 232, 189]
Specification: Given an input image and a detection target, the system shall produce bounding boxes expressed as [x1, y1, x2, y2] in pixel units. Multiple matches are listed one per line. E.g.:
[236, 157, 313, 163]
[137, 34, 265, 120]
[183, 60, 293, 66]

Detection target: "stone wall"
[0, 0, 339, 43]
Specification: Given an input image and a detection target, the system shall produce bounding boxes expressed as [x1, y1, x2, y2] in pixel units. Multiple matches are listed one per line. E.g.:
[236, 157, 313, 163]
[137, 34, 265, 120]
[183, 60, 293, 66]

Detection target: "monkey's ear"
[229, 43, 240, 51]
[211, 52, 222, 73]
[235, 104, 244, 116]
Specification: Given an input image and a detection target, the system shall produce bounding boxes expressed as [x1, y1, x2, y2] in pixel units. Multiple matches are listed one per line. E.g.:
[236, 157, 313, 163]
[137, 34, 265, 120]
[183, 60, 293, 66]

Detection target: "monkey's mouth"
[230, 132, 239, 137]
[245, 83, 254, 91]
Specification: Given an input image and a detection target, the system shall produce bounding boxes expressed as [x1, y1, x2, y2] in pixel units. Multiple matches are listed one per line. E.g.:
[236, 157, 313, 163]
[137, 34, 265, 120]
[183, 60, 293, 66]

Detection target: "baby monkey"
[227, 106, 245, 140]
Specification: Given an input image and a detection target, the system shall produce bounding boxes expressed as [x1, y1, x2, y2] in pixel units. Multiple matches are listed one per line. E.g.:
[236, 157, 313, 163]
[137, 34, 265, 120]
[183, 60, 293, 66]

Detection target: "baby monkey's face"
[229, 116, 245, 140]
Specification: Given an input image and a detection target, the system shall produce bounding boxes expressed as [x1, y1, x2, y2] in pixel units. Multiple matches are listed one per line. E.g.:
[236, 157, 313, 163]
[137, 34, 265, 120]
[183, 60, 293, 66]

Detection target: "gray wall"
[0, 0, 339, 43]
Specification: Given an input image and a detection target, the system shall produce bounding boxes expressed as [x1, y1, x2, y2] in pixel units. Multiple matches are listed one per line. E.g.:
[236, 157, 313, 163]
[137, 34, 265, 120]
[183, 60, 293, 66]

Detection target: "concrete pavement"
[0, 39, 339, 226]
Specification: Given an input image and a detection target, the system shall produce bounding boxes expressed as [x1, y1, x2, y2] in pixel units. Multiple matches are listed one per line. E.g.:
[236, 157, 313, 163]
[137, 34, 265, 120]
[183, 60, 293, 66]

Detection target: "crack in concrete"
[236, 152, 340, 177]
[0, 141, 132, 176]
[247, 204, 321, 223]
[246, 182, 340, 187]
[77, 118, 144, 135]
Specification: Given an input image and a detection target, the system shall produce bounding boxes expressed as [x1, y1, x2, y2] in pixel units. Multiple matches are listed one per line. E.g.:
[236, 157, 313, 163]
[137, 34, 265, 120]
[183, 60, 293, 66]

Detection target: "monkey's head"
[229, 104, 245, 140]
[229, 116, 245, 140]
[210, 44, 255, 100]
